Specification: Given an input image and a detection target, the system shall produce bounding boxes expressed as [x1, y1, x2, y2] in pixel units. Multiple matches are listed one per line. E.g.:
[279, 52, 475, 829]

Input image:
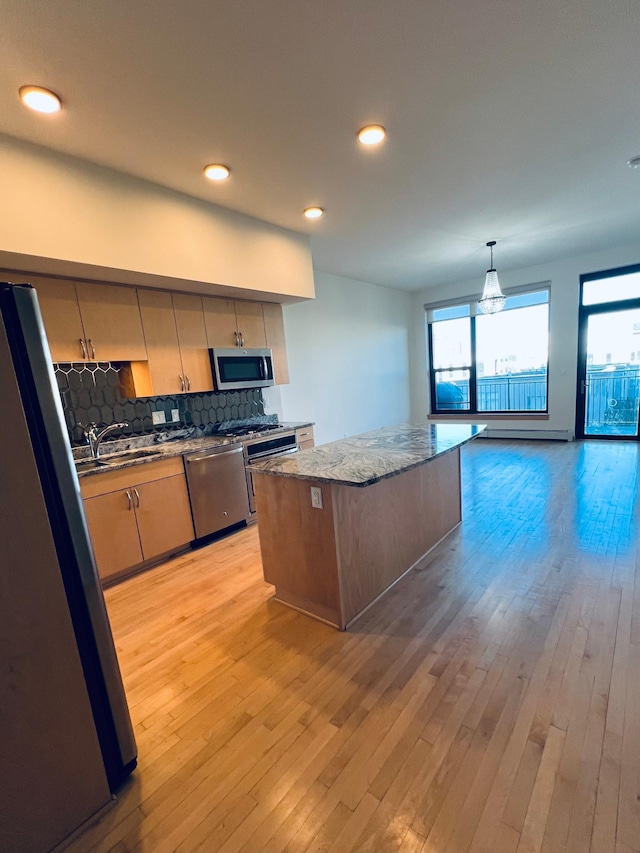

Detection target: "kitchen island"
[252, 423, 485, 630]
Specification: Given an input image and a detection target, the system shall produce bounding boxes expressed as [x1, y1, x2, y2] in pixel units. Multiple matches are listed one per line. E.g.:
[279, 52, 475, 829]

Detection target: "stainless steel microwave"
[209, 347, 275, 391]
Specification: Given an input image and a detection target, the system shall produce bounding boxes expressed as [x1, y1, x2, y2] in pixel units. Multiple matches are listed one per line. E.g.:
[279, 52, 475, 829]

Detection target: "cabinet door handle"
[240, 333, 245, 347]
[80, 338, 87, 359]
[234, 330, 239, 346]
[88, 338, 96, 359]
[185, 374, 191, 391]
[125, 489, 133, 511]
[133, 488, 140, 508]
[180, 375, 185, 392]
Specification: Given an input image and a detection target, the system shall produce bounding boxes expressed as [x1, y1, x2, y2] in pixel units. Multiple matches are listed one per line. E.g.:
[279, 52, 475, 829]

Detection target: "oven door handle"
[185, 445, 243, 464]
[247, 445, 299, 463]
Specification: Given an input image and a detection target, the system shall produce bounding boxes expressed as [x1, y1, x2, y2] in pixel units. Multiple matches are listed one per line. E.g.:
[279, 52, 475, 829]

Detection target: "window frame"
[426, 285, 550, 416]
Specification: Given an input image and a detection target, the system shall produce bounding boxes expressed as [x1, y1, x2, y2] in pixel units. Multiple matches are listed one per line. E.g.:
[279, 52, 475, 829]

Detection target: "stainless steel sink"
[75, 458, 109, 471]
[101, 448, 161, 463]
[75, 448, 161, 471]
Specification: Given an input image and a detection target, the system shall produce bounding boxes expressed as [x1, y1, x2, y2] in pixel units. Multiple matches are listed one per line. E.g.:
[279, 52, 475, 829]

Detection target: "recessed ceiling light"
[19, 85, 62, 114]
[303, 207, 324, 219]
[357, 125, 386, 145]
[628, 155, 640, 169]
[204, 164, 231, 181]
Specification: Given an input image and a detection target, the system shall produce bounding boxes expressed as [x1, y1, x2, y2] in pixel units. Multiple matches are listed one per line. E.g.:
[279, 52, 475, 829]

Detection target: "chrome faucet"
[83, 422, 129, 459]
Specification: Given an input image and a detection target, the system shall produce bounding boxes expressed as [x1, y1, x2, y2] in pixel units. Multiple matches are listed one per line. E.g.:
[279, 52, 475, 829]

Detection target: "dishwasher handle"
[184, 444, 244, 464]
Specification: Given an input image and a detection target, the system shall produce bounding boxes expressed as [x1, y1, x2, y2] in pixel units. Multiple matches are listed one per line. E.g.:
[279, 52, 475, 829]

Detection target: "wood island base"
[253, 447, 462, 630]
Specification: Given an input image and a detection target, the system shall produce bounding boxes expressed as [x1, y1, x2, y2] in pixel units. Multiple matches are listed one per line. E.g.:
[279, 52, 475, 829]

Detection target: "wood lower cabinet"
[80, 458, 194, 583]
[83, 489, 143, 579]
[133, 475, 194, 561]
[296, 425, 315, 450]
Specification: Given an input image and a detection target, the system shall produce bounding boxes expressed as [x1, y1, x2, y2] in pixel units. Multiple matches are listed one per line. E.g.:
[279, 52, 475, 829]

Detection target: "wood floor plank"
[516, 724, 566, 853]
[58, 439, 640, 853]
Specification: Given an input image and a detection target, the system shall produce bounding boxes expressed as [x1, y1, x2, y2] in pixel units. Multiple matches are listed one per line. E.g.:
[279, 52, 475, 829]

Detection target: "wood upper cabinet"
[81, 458, 194, 583]
[137, 289, 213, 394]
[234, 301, 267, 348]
[3, 268, 290, 386]
[203, 296, 289, 384]
[136, 289, 183, 394]
[172, 293, 213, 393]
[31, 277, 87, 363]
[262, 302, 289, 385]
[15, 274, 147, 363]
[202, 297, 267, 349]
[75, 283, 147, 362]
[202, 298, 240, 348]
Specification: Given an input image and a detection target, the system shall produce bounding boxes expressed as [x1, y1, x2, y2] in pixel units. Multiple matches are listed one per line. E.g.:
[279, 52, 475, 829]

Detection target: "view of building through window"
[428, 290, 549, 413]
[581, 270, 640, 436]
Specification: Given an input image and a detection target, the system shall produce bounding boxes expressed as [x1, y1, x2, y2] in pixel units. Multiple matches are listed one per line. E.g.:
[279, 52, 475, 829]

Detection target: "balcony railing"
[435, 371, 547, 412]
[435, 365, 640, 433]
[585, 366, 640, 432]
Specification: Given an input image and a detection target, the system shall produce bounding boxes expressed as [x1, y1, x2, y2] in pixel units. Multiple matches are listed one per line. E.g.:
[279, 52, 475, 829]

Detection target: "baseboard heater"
[479, 428, 574, 441]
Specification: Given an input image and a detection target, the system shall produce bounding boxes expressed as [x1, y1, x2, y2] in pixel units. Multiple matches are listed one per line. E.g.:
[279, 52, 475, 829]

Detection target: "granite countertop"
[250, 423, 486, 487]
[73, 421, 313, 478]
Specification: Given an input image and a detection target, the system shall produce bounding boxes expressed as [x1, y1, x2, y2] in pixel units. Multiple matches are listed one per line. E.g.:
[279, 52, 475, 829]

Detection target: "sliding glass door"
[576, 265, 640, 439]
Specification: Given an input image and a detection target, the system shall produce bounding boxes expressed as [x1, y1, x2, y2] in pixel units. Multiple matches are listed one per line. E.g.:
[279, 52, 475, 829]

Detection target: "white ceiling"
[1, 0, 639, 292]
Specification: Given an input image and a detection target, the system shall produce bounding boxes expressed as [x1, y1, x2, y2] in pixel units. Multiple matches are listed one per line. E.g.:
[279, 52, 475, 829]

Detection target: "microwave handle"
[261, 356, 268, 379]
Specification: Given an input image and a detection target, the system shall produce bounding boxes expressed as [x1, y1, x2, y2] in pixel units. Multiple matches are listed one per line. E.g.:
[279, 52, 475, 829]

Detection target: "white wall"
[409, 240, 640, 437]
[263, 271, 412, 446]
[0, 134, 314, 301]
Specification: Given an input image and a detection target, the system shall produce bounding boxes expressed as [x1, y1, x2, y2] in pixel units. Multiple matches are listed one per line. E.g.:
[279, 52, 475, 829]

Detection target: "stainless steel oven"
[243, 430, 298, 513]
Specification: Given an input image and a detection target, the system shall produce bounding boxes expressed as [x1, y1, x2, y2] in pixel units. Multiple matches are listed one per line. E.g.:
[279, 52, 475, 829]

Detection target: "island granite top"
[250, 422, 486, 487]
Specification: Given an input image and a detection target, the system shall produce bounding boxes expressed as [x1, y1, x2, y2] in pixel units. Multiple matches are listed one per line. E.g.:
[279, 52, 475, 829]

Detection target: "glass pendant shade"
[479, 269, 506, 314]
[478, 241, 506, 314]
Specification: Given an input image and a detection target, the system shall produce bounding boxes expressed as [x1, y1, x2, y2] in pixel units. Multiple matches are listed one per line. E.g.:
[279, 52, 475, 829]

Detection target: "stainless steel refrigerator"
[0, 283, 137, 853]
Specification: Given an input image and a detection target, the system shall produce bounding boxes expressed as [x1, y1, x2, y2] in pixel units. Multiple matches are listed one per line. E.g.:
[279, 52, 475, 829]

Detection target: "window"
[427, 289, 549, 414]
[582, 271, 640, 306]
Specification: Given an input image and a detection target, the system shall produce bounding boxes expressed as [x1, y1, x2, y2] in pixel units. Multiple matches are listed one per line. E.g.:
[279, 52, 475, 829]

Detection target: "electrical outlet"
[310, 486, 323, 509]
[152, 410, 166, 425]
[171, 409, 180, 422]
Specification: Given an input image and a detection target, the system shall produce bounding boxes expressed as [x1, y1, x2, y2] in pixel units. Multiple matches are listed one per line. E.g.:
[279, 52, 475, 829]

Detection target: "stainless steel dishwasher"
[183, 443, 250, 539]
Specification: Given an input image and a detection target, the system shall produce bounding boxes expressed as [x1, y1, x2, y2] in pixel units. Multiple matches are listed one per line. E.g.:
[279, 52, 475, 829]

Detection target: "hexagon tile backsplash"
[55, 362, 264, 446]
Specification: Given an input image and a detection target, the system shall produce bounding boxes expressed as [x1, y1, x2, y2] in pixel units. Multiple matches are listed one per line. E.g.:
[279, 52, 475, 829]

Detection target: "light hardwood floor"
[63, 439, 640, 853]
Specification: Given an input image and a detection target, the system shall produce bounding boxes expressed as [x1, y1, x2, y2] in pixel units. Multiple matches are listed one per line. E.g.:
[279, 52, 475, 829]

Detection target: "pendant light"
[478, 240, 506, 315]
